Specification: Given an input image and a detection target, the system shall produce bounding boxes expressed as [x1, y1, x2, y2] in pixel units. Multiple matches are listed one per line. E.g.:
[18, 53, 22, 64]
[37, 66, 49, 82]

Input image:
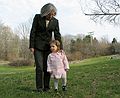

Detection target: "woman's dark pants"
[34, 49, 51, 90]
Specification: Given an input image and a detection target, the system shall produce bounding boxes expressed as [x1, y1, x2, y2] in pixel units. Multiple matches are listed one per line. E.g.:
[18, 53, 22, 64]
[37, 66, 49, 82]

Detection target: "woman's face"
[46, 10, 56, 20]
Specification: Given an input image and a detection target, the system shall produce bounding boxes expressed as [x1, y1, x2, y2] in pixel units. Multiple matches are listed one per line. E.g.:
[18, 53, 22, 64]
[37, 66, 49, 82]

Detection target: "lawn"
[0, 56, 120, 98]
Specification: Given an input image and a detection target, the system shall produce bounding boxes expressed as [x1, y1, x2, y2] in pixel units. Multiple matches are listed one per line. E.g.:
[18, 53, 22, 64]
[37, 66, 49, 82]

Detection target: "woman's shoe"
[43, 88, 50, 92]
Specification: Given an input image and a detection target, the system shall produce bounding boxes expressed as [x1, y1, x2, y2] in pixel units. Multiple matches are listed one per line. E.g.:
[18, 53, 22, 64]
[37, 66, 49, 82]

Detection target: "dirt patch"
[0, 60, 10, 65]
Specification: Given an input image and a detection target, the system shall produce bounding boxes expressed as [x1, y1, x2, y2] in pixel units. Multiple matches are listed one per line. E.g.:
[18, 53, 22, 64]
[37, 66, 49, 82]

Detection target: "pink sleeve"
[47, 55, 52, 72]
[63, 53, 69, 70]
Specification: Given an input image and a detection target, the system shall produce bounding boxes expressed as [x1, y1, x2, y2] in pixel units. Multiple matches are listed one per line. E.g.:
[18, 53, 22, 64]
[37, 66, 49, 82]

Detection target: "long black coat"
[29, 14, 62, 51]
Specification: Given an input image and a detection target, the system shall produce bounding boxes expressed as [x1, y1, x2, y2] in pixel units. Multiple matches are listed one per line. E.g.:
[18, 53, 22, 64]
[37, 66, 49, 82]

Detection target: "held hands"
[30, 48, 34, 53]
[48, 71, 53, 74]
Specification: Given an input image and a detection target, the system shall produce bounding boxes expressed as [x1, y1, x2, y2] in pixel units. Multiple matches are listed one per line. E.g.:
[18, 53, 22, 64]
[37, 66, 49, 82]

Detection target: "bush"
[67, 51, 83, 61]
[9, 59, 34, 66]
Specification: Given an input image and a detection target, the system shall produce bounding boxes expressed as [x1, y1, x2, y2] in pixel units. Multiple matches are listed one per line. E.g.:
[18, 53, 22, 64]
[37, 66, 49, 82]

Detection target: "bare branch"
[80, 0, 120, 24]
[85, 13, 120, 15]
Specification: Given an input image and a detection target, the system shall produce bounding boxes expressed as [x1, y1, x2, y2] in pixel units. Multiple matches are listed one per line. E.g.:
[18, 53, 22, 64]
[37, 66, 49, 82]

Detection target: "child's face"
[50, 43, 58, 52]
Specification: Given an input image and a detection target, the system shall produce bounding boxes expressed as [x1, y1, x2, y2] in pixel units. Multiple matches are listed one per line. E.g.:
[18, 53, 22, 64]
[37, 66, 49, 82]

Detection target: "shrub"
[9, 59, 34, 66]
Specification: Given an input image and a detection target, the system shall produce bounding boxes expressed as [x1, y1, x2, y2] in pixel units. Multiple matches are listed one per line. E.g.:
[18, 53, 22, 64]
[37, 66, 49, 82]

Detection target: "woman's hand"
[48, 71, 53, 74]
[30, 48, 34, 53]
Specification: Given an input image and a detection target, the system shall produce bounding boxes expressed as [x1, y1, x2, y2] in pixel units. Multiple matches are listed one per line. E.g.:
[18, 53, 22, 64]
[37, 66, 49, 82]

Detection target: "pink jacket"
[47, 51, 69, 79]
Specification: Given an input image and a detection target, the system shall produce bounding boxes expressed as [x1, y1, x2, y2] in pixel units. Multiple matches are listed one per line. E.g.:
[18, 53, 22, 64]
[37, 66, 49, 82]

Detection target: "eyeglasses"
[46, 11, 56, 20]
[48, 10, 56, 17]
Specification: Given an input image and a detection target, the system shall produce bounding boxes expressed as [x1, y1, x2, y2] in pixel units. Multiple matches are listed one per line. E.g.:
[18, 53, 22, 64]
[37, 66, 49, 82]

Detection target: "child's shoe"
[54, 89, 58, 92]
[62, 86, 67, 91]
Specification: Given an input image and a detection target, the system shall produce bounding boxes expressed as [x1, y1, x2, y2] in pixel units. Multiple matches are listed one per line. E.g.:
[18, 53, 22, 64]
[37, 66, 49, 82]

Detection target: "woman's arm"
[29, 14, 38, 49]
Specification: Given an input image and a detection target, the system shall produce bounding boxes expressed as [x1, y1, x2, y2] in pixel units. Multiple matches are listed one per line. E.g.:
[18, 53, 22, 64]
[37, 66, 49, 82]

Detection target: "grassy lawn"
[0, 56, 120, 98]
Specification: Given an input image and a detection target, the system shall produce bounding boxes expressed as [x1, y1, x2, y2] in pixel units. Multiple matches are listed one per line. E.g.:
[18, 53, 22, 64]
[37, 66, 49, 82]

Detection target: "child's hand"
[65, 69, 69, 72]
[48, 71, 53, 74]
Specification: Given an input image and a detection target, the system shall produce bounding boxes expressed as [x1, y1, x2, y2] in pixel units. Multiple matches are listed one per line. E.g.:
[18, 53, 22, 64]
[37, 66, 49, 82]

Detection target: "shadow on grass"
[17, 86, 35, 92]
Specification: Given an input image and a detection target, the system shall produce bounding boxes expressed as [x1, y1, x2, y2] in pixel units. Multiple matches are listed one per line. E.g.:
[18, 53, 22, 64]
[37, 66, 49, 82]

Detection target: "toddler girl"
[47, 40, 69, 92]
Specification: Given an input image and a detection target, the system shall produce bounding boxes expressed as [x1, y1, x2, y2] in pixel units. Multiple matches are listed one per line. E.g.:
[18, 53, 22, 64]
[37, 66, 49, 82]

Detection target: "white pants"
[54, 74, 67, 89]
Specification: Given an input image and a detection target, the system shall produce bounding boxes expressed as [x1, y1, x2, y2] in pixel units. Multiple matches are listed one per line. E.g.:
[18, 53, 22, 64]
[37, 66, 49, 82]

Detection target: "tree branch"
[85, 13, 120, 15]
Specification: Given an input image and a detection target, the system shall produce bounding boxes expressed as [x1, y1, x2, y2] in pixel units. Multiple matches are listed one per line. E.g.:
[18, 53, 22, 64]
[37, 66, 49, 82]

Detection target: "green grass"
[0, 56, 120, 98]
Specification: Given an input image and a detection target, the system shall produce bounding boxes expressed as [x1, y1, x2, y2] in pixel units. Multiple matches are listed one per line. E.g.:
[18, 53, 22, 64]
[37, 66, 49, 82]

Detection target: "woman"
[29, 3, 63, 92]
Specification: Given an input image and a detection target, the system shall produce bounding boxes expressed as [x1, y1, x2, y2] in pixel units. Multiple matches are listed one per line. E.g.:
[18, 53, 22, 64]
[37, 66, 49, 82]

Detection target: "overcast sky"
[0, 0, 120, 42]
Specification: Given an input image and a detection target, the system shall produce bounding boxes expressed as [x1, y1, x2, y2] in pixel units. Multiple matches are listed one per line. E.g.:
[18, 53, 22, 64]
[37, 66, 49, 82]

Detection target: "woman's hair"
[40, 3, 57, 17]
[50, 40, 60, 51]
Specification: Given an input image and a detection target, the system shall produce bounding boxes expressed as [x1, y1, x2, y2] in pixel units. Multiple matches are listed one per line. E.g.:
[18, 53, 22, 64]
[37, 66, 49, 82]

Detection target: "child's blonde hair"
[50, 40, 60, 51]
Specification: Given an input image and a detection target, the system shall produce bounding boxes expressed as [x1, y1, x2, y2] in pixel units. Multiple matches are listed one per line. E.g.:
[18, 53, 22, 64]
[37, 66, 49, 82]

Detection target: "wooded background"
[0, 21, 120, 63]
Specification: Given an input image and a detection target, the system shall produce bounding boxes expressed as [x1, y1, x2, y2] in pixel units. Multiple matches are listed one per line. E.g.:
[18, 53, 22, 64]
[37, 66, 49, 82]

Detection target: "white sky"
[0, 0, 120, 42]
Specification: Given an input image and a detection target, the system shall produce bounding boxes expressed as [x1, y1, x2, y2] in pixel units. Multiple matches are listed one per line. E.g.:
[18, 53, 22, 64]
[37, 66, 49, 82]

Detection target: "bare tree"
[80, 0, 120, 24]
[0, 25, 14, 60]
[15, 18, 32, 60]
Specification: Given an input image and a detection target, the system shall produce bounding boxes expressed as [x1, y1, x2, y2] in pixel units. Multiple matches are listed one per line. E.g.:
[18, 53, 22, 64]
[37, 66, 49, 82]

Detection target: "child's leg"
[54, 79, 58, 90]
[62, 73, 67, 91]
[62, 73, 67, 86]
